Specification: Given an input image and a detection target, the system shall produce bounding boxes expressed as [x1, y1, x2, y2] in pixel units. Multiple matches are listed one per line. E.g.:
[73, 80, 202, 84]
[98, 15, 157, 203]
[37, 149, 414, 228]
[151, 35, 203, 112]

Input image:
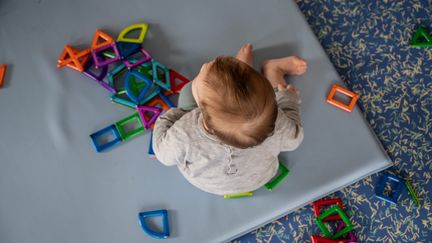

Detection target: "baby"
[152, 44, 306, 195]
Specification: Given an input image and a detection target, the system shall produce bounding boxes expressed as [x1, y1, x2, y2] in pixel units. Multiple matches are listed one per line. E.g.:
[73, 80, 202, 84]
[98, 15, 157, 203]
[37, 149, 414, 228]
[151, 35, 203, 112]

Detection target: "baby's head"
[192, 56, 277, 149]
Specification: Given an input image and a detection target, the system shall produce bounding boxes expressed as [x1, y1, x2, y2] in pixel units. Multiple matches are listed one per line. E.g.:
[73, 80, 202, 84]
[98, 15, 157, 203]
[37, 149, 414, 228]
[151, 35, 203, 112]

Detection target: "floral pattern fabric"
[233, 1, 432, 242]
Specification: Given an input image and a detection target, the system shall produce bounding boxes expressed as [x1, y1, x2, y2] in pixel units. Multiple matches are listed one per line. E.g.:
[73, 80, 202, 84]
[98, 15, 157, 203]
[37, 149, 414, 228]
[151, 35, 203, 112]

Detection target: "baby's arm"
[261, 56, 306, 151]
[275, 85, 304, 151]
[152, 108, 188, 166]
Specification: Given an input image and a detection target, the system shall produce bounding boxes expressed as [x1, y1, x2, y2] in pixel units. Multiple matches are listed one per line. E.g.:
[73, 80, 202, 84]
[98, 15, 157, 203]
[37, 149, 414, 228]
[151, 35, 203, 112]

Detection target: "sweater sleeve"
[152, 108, 188, 166]
[275, 90, 304, 151]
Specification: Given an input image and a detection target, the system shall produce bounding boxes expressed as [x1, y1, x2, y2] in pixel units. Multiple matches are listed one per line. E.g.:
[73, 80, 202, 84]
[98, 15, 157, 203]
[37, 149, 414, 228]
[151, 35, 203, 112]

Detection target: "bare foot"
[236, 43, 254, 66]
[262, 56, 307, 76]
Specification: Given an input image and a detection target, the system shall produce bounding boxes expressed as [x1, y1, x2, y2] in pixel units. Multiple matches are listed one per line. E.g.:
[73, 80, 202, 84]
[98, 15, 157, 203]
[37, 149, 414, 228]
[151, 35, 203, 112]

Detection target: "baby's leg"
[262, 56, 307, 88]
[236, 43, 254, 67]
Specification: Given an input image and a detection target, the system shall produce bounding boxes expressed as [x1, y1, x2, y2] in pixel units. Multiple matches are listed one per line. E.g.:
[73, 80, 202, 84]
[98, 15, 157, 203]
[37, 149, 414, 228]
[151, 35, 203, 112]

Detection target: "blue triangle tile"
[116, 41, 142, 59]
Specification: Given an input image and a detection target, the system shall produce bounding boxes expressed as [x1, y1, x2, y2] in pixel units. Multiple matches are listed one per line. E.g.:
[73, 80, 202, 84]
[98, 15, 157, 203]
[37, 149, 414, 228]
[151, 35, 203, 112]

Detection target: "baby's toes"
[236, 43, 254, 66]
[240, 43, 253, 54]
[294, 59, 307, 75]
[298, 62, 307, 71]
[244, 43, 253, 51]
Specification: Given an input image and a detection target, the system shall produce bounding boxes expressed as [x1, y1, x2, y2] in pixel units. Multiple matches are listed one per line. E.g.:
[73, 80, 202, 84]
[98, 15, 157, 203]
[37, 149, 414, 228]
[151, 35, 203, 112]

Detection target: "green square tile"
[315, 205, 353, 239]
[114, 113, 145, 141]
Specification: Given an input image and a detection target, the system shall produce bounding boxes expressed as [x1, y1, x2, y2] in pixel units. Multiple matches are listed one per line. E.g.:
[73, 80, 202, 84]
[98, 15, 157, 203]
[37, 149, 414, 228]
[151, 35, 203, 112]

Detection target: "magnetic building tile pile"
[56, 23, 190, 155]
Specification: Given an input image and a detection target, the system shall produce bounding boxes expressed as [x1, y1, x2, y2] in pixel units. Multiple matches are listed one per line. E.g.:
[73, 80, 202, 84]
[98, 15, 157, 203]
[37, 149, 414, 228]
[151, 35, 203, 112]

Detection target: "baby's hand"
[277, 84, 300, 96]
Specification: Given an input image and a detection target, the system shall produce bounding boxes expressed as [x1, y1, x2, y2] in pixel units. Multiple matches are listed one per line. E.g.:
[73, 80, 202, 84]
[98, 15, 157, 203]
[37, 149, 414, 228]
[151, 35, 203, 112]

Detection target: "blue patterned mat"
[233, 1, 432, 242]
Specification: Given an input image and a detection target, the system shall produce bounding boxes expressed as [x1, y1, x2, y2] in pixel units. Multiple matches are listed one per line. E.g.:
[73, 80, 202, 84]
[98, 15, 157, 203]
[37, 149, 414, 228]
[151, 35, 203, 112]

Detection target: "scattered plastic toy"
[57, 45, 90, 72]
[405, 180, 420, 207]
[315, 205, 354, 239]
[148, 132, 156, 158]
[92, 42, 120, 68]
[83, 56, 116, 93]
[152, 60, 171, 91]
[159, 92, 175, 108]
[117, 42, 142, 59]
[223, 192, 253, 199]
[145, 96, 171, 112]
[114, 112, 145, 141]
[335, 221, 358, 243]
[375, 173, 404, 205]
[117, 23, 149, 44]
[0, 64, 6, 88]
[90, 124, 123, 152]
[111, 94, 136, 110]
[138, 209, 170, 239]
[265, 161, 289, 191]
[123, 48, 152, 69]
[83, 56, 108, 82]
[124, 70, 152, 103]
[167, 69, 190, 94]
[410, 26, 432, 47]
[91, 29, 115, 50]
[326, 84, 359, 112]
[311, 235, 343, 243]
[313, 198, 344, 222]
[137, 105, 162, 129]
[142, 86, 163, 105]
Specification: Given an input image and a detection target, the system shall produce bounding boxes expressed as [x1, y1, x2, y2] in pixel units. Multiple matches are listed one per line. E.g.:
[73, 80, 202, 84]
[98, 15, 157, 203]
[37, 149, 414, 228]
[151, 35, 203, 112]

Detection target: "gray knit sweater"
[152, 90, 304, 195]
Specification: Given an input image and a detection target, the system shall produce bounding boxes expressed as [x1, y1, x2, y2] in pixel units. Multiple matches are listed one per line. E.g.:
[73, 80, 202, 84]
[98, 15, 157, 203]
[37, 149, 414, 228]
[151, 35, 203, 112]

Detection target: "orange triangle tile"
[91, 29, 115, 50]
